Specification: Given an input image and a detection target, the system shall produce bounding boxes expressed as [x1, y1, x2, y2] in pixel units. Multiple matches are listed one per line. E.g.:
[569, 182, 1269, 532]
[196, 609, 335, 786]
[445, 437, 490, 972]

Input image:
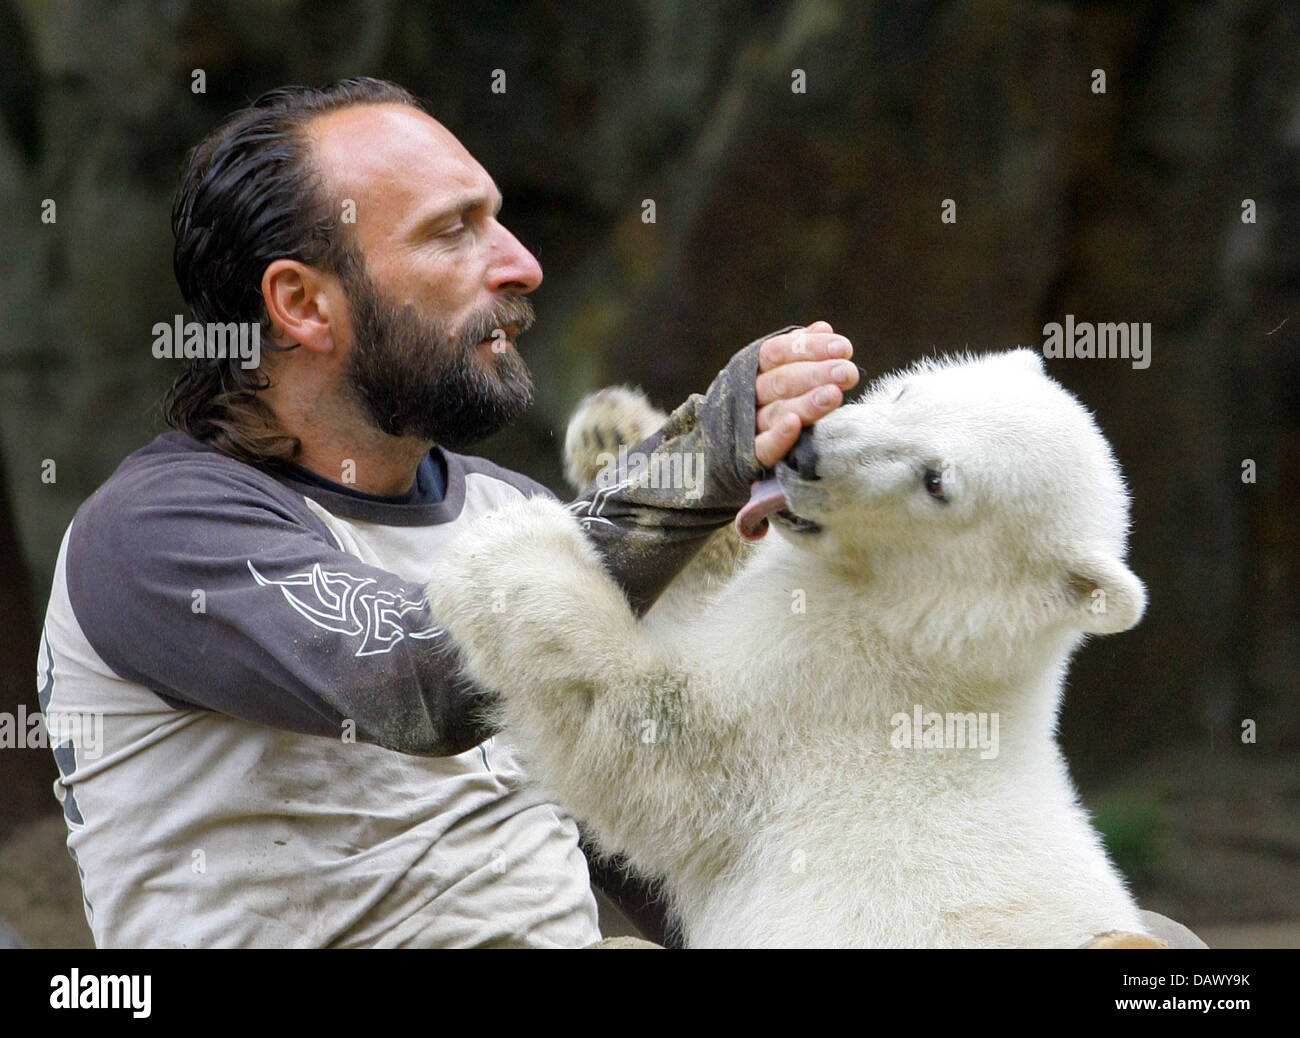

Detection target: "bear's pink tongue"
[735, 477, 787, 541]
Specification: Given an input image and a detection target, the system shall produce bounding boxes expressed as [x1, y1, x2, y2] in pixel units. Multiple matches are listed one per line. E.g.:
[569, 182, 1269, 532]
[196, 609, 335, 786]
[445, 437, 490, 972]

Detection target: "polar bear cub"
[427, 348, 1149, 948]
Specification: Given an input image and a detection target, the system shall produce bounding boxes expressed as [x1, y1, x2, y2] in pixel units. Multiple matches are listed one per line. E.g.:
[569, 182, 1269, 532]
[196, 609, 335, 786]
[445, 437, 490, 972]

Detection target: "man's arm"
[65, 452, 495, 756]
[567, 323, 858, 614]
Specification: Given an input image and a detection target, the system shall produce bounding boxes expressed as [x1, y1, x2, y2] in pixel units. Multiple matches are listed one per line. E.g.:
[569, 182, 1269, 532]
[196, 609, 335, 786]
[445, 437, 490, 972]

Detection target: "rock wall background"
[0, 0, 1296, 934]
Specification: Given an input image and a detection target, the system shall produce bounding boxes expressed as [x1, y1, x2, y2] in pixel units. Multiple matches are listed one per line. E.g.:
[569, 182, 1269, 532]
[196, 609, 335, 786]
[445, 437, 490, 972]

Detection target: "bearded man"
[37, 78, 859, 947]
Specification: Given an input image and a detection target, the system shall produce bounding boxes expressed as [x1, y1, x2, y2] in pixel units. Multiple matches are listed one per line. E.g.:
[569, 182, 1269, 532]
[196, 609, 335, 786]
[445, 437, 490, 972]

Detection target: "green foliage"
[1090, 790, 1167, 886]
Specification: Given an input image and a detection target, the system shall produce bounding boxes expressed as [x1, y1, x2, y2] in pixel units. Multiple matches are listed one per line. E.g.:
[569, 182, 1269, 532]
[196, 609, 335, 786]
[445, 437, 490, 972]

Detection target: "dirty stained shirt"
[37, 328, 788, 948]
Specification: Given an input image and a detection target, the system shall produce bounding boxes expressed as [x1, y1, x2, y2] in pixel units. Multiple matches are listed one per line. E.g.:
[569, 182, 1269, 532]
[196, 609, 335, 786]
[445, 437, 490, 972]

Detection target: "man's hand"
[754, 321, 860, 467]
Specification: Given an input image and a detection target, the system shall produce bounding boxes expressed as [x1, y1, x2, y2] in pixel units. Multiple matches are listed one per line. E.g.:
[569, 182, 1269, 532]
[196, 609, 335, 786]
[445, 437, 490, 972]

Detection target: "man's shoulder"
[448, 449, 557, 503]
[72, 431, 327, 545]
[88, 431, 304, 504]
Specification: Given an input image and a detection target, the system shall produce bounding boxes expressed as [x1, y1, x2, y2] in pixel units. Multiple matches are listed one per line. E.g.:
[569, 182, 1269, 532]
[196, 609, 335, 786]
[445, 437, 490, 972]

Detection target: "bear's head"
[742, 349, 1146, 646]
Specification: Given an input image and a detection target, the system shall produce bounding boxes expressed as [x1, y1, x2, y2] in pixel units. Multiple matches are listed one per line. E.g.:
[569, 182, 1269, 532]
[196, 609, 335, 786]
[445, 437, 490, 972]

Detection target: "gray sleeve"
[568, 326, 797, 614]
[65, 456, 495, 756]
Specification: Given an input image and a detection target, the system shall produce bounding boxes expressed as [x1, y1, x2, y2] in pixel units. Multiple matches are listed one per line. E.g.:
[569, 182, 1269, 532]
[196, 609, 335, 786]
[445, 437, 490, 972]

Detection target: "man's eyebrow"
[410, 191, 503, 236]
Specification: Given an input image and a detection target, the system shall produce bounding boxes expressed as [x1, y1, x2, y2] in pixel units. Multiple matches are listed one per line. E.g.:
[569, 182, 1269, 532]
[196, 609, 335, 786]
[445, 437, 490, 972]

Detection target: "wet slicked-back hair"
[164, 77, 424, 463]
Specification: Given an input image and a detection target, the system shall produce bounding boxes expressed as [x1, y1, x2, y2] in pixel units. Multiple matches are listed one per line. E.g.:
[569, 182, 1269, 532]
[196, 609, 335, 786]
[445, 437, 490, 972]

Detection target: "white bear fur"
[427, 348, 1148, 947]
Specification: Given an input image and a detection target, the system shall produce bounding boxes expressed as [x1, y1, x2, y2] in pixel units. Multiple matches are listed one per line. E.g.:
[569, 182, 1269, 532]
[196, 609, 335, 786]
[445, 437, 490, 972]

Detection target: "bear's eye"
[923, 468, 947, 502]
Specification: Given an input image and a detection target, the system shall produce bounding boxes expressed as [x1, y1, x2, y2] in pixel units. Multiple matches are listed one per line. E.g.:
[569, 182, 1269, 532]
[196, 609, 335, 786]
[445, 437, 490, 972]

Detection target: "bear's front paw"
[445, 496, 587, 575]
[426, 496, 623, 684]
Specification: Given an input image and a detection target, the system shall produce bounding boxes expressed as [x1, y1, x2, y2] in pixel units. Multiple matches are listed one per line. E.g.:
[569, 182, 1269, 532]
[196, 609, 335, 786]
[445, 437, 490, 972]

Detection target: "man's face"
[340, 259, 535, 449]
[307, 103, 545, 447]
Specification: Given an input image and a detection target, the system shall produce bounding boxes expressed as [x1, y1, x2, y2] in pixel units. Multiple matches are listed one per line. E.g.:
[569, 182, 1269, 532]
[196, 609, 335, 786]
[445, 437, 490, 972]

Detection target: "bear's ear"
[1006, 348, 1045, 374]
[1062, 552, 1147, 634]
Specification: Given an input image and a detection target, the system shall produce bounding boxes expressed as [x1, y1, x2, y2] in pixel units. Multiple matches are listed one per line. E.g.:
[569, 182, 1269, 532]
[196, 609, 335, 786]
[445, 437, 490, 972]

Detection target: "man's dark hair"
[163, 77, 424, 463]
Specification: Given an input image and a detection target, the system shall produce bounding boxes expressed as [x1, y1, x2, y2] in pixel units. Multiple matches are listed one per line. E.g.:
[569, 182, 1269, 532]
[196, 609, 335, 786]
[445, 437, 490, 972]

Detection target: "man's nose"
[488, 224, 543, 294]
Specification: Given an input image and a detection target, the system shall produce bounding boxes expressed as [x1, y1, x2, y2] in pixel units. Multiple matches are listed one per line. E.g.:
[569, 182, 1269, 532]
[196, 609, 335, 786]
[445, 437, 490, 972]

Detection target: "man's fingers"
[752, 321, 860, 466]
[758, 328, 852, 371]
[756, 383, 843, 435]
[755, 359, 859, 409]
[755, 412, 803, 469]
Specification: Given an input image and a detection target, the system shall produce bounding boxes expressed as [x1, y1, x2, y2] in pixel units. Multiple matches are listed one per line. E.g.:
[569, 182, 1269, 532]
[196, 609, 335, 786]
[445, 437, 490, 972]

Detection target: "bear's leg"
[427, 496, 727, 868]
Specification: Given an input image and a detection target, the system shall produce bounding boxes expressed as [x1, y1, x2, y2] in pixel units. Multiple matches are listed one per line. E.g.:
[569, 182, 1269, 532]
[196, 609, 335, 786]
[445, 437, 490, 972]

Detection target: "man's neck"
[292, 433, 433, 496]
[282, 395, 434, 496]
[259, 366, 436, 496]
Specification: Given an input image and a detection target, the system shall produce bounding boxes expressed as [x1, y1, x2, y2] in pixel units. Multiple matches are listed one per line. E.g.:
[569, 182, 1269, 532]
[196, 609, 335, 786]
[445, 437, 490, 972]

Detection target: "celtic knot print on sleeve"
[247, 560, 444, 657]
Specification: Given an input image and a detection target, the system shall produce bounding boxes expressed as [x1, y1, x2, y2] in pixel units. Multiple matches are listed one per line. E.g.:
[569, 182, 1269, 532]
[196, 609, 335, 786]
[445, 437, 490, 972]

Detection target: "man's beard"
[341, 268, 535, 450]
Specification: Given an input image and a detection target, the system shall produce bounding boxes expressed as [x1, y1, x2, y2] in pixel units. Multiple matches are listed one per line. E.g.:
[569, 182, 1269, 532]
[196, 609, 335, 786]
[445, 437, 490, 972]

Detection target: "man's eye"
[437, 223, 466, 239]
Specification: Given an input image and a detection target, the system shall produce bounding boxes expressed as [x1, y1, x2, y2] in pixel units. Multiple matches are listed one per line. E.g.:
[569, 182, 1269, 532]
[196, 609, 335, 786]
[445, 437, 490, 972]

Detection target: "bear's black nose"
[785, 427, 819, 481]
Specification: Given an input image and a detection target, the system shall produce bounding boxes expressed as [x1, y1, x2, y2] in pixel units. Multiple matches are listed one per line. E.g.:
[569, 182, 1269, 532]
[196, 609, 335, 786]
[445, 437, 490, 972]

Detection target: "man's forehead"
[307, 103, 497, 221]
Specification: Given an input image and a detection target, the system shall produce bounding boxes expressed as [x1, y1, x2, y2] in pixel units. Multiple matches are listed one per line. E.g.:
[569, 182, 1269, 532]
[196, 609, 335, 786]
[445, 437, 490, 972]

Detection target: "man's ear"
[262, 259, 340, 355]
[1063, 551, 1147, 634]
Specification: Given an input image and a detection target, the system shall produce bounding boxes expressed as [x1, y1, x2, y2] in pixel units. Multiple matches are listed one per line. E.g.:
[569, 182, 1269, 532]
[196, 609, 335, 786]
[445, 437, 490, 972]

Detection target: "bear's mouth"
[735, 476, 821, 540]
[772, 508, 822, 535]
